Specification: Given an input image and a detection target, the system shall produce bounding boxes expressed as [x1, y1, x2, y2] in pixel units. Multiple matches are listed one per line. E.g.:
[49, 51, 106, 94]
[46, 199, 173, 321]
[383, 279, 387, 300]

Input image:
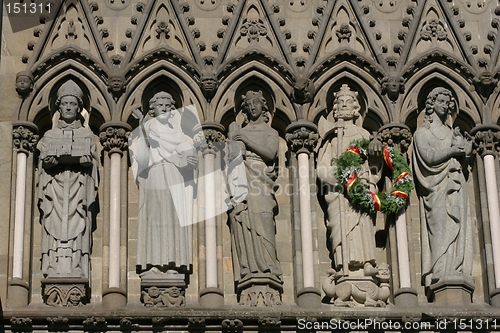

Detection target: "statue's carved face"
[68, 290, 82, 305]
[201, 77, 217, 93]
[433, 94, 450, 119]
[243, 98, 264, 121]
[386, 77, 400, 95]
[151, 98, 173, 119]
[168, 286, 180, 297]
[16, 76, 33, 94]
[336, 95, 356, 120]
[59, 96, 80, 123]
[108, 76, 124, 93]
[148, 287, 160, 298]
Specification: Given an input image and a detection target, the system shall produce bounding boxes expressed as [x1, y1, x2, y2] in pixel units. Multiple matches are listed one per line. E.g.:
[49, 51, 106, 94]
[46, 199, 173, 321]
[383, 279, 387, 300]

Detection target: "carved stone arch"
[25, 70, 110, 136]
[402, 68, 481, 133]
[310, 65, 389, 129]
[213, 65, 295, 129]
[122, 69, 204, 133]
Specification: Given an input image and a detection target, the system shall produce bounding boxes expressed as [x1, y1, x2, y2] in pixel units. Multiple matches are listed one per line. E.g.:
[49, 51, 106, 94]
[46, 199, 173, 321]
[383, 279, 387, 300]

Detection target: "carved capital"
[13, 122, 39, 153]
[377, 123, 412, 153]
[471, 124, 500, 157]
[285, 120, 318, 154]
[99, 122, 132, 155]
[194, 122, 226, 155]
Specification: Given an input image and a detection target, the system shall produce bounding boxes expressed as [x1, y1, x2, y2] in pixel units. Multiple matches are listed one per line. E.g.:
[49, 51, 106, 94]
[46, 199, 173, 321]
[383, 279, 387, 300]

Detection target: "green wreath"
[333, 139, 414, 215]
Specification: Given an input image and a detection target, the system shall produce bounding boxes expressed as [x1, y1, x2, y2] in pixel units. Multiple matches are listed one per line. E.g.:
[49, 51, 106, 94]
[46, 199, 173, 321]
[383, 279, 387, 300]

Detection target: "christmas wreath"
[334, 139, 414, 215]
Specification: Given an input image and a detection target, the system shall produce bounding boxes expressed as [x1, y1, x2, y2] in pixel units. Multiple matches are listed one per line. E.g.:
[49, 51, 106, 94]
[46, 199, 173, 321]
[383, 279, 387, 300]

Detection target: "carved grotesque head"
[108, 74, 125, 97]
[240, 90, 270, 124]
[68, 288, 83, 306]
[332, 84, 361, 121]
[201, 73, 218, 100]
[15, 71, 34, 97]
[381, 74, 405, 102]
[292, 77, 315, 104]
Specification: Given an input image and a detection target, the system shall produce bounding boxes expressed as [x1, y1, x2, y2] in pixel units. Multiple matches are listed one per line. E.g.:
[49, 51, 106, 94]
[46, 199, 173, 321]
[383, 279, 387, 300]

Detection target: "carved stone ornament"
[473, 72, 498, 100]
[200, 72, 219, 101]
[380, 74, 405, 102]
[41, 278, 88, 307]
[336, 23, 352, 43]
[195, 0, 220, 11]
[15, 71, 34, 98]
[12, 123, 39, 153]
[99, 123, 131, 154]
[420, 20, 447, 41]
[377, 123, 412, 153]
[322, 263, 391, 307]
[240, 18, 268, 43]
[105, 0, 131, 10]
[237, 273, 283, 307]
[471, 125, 500, 157]
[292, 77, 315, 104]
[285, 120, 318, 154]
[194, 122, 225, 154]
[140, 268, 186, 307]
[107, 74, 126, 100]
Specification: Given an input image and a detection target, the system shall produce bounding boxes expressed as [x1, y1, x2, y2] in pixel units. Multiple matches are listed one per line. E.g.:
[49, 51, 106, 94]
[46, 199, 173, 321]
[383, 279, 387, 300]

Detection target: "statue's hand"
[228, 122, 240, 141]
[79, 155, 93, 167]
[43, 156, 58, 167]
[368, 135, 383, 157]
[187, 154, 198, 167]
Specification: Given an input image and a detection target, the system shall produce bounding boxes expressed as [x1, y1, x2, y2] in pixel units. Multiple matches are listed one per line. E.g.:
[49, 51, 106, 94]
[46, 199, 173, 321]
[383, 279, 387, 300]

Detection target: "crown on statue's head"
[335, 84, 358, 100]
[242, 90, 263, 101]
[57, 80, 83, 100]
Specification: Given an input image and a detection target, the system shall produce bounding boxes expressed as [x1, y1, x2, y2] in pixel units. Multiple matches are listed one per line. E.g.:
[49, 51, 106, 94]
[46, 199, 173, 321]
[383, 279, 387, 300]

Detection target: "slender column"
[378, 123, 417, 305]
[196, 122, 225, 307]
[285, 120, 320, 307]
[99, 123, 131, 307]
[9, 123, 38, 308]
[472, 125, 500, 306]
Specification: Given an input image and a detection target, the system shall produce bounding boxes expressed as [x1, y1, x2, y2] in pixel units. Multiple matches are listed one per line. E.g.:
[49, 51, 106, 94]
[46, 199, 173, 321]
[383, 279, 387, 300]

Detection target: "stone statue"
[227, 90, 282, 282]
[412, 87, 474, 291]
[317, 84, 386, 307]
[129, 91, 198, 275]
[37, 80, 98, 279]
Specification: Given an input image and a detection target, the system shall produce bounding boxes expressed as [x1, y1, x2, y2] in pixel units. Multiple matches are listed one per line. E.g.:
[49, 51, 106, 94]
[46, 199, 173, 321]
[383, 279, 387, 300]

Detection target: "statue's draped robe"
[130, 115, 195, 272]
[228, 124, 282, 280]
[37, 121, 98, 278]
[413, 125, 473, 287]
[317, 124, 379, 273]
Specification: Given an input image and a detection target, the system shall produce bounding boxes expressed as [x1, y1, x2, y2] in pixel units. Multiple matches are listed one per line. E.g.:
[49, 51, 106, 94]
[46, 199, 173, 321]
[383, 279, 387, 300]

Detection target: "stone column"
[285, 120, 321, 308]
[471, 124, 500, 307]
[196, 122, 225, 307]
[8, 122, 38, 308]
[378, 123, 418, 306]
[99, 123, 131, 308]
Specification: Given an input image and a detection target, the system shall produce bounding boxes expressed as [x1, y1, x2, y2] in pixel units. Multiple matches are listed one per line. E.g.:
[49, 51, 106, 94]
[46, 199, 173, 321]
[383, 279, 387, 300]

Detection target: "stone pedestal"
[323, 276, 390, 307]
[297, 287, 321, 308]
[237, 273, 283, 307]
[394, 287, 418, 307]
[8, 278, 29, 308]
[199, 287, 224, 307]
[428, 278, 474, 306]
[140, 269, 187, 307]
[102, 287, 127, 308]
[41, 278, 88, 307]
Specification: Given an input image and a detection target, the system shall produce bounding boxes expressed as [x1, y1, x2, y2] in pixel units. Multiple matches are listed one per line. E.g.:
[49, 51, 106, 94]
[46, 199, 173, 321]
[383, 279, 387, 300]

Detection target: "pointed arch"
[401, 64, 482, 132]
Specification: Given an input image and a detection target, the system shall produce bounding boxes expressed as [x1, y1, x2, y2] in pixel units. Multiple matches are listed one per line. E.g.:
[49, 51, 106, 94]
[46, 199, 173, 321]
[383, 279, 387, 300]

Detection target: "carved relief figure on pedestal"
[129, 91, 198, 306]
[412, 87, 475, 302]
[317, 84, 389, 307]
[227, 90, 283, 306]
[37, 80, 98, 280]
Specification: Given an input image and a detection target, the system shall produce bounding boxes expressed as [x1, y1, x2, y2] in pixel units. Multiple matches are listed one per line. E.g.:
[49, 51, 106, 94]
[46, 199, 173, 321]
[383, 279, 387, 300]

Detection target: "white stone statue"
[412, 87, 474, 288]
[37, 80, 98, 278]
[129, 91, 198, 274]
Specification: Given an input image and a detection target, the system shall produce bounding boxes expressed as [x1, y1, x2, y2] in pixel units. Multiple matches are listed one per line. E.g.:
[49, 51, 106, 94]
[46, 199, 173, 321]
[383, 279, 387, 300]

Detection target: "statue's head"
[15, 71, 34, 97]
[332, 84, 361, 121]
[55, 80, 84, 123]
[424, 87, 455, 123]
[240, 90, 269, 124]
[108, 73, 125, 96]
[381, 74, 404, 102]
[201, 73, 218, 99]
[148, 91, 176, 118]
[167, 286, 181, 297]
[67, 288, 83, 306]
[148, 286, 161, 298]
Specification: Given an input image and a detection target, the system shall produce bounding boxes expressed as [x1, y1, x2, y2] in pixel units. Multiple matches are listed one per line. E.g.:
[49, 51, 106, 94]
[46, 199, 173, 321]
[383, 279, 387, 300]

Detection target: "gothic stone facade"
[1, 0, 500, 332]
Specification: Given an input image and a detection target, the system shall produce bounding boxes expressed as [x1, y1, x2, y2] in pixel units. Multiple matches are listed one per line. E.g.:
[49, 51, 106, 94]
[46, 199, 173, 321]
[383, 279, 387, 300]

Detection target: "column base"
[394, 287, 418, 307]
[489, 288, 500, 307]
[199, 287, 224, 307]
[297, 287, 321, 308]
[8, 278, 29, 308]
[237, 273, 283, 307]
[102, 287, 127, 308]
[428, 277, 474, 306]
[41, 277, 88, 307]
